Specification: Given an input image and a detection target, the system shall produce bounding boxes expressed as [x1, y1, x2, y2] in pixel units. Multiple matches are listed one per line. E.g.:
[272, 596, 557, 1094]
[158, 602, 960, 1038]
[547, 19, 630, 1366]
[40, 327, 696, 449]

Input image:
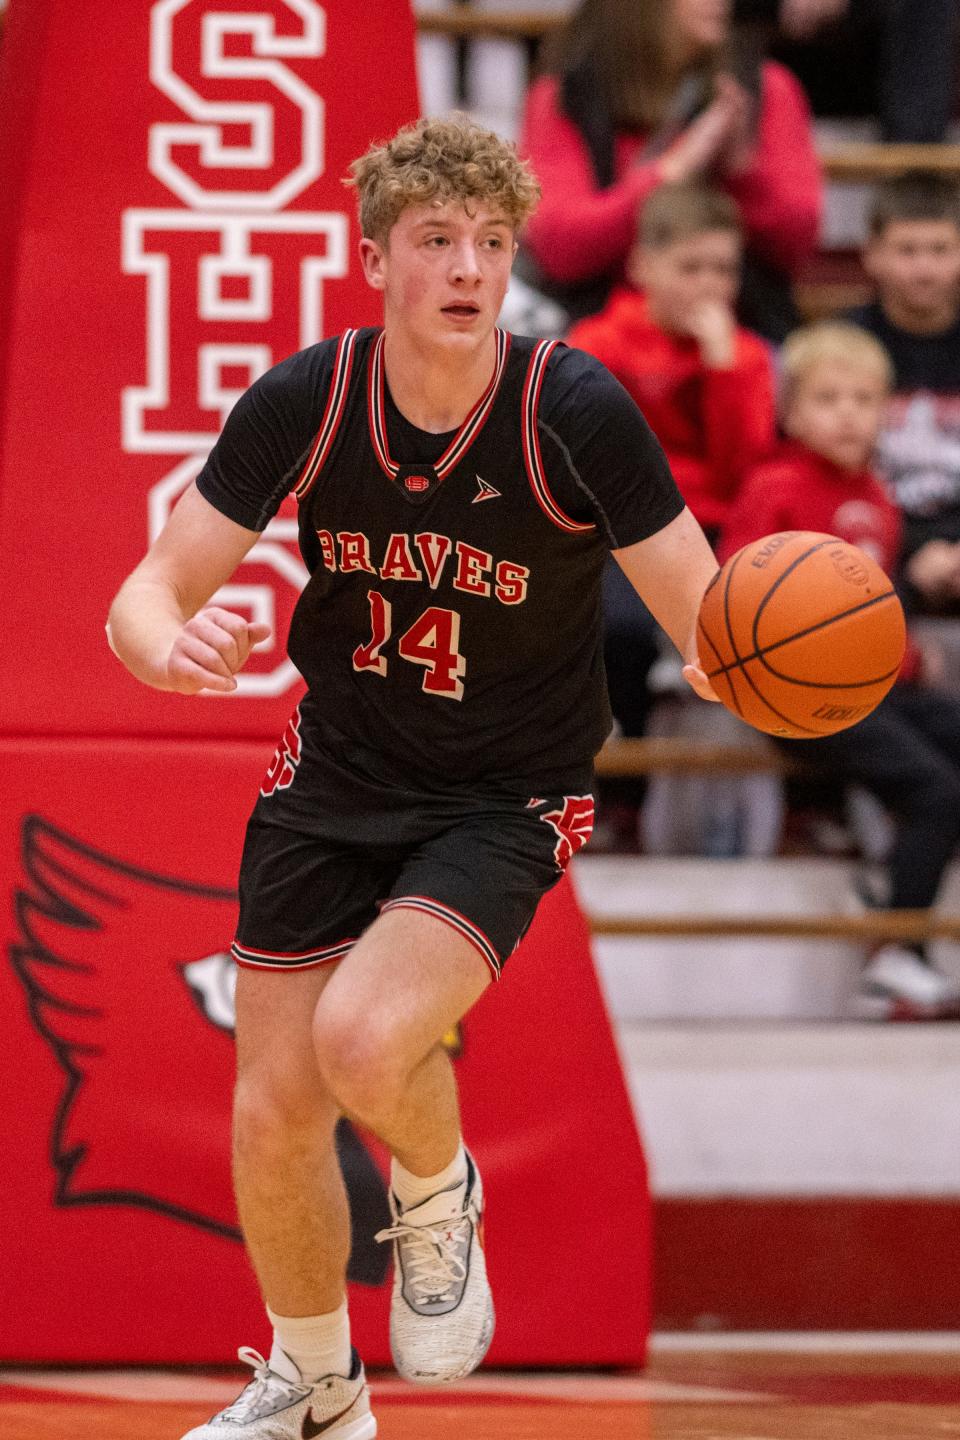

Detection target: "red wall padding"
[0, 0, 421, 739]
[1, 741, 651, 1365]
[0, 0, 652, 1368]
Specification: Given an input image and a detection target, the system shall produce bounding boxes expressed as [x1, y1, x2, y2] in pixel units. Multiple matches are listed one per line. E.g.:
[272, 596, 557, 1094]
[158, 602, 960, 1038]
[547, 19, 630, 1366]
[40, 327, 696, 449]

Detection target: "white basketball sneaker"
[853, 945, 960, 1021]
[179, 1346, 376, 1439]
[375, 1150, 494, 1384]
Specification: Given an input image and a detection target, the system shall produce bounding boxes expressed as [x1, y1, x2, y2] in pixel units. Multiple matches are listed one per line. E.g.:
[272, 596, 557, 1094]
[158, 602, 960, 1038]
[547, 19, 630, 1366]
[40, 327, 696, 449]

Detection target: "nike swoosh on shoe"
[301, 1390, 360, 1437]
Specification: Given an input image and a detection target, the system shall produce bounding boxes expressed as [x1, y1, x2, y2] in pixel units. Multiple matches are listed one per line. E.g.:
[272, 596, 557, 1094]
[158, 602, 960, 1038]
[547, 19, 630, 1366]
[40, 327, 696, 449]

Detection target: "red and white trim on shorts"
[521, 340, 596, 534]
[294, 328, 358, 501]
[231, 937, 356, 970]
[380, 895, 502, 981]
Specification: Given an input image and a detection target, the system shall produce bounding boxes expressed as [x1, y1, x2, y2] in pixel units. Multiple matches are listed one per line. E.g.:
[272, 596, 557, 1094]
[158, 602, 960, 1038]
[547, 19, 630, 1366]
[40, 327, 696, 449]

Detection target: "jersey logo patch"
[473, 474, 501, 504]
[260, 705, 303, 797]
[405, 474, 431, 493]
[540, 795, 596, 870]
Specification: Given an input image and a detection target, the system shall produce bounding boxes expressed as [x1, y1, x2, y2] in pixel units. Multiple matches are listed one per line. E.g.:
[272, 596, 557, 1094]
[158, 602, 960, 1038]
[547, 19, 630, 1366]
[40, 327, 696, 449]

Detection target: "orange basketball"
[697, 531, 907, 738]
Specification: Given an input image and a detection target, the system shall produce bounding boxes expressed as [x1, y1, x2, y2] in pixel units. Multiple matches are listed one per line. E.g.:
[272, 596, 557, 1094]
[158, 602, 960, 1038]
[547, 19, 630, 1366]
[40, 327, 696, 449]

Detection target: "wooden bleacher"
[590, 736, 960, 943]
[590, 909, 960, 942]
[415, 8, 560, 43]
[594, 736, 795, 777]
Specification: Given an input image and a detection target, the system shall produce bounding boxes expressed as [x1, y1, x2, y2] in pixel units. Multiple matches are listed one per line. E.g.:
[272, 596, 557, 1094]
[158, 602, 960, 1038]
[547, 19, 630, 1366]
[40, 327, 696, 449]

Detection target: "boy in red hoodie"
[568, 182, 775, 541]
[569, 184, 775, 848]
[723, 321, 960, 1021]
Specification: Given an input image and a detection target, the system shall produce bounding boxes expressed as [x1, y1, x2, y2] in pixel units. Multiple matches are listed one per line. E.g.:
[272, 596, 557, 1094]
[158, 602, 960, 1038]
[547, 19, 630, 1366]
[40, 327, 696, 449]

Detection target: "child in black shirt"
[846, 170, 960, 615]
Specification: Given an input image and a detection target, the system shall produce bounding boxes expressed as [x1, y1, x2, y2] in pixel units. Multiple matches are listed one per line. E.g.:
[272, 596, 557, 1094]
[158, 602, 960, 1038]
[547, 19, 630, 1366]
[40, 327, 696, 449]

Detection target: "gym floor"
[3, 1339, 959, 1440]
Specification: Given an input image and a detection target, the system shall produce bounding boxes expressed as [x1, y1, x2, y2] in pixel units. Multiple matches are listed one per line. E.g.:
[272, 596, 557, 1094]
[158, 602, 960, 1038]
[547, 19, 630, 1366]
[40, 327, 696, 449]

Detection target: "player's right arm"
[108, 342, 337, 693]
[106, 482, 269, 694]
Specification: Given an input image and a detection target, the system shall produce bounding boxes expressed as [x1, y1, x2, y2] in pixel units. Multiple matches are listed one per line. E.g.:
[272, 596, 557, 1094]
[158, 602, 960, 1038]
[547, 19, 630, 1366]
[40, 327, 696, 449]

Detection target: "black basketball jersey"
[197, 326, 683, 791]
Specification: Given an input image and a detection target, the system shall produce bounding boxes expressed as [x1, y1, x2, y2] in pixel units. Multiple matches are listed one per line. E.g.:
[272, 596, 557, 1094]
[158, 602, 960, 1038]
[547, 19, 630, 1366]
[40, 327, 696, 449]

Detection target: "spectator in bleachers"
[846, 171, 960, 617]
[722, 320, 960, 1020]
[761, 0, 960, 143]
[568, 183, 776, 542]
[568, 183, 776, 850]
[517, 0, 822, 341]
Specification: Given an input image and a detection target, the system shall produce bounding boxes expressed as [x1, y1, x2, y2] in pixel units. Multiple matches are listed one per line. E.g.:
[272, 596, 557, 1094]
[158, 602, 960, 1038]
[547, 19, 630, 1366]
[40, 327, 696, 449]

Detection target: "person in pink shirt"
[518, 0, 822, 341]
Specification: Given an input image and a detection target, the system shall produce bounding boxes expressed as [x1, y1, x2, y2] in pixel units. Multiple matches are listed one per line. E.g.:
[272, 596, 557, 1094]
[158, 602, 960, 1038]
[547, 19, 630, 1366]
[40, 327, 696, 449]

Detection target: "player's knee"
[234, 1064, 337, 1147]
[312, 1006, 406, 1121]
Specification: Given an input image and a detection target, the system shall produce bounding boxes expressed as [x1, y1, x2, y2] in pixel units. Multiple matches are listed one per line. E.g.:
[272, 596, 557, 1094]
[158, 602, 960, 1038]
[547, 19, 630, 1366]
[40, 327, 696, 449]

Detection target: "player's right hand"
[164, 607, 272, 694]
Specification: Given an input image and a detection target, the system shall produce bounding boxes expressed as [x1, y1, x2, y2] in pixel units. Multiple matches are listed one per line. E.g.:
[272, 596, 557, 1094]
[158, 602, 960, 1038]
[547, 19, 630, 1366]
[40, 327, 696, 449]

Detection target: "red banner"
[0, 0, 417, 739]
[0, 741, 651, 1365]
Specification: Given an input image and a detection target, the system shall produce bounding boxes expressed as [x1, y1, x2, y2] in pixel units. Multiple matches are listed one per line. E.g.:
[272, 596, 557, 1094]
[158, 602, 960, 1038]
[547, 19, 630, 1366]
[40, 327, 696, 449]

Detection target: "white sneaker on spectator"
[852, 945, 960, 1021]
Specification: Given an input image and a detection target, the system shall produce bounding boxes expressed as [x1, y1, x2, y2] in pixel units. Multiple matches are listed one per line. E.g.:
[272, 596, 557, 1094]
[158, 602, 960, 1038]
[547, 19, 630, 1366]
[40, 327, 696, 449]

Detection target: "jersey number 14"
[353, 589, 466, 700]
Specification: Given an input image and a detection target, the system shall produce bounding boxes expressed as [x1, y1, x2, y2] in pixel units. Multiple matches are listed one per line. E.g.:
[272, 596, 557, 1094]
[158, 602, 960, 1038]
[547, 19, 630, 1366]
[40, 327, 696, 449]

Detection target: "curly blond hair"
[346, 113, 541, 244]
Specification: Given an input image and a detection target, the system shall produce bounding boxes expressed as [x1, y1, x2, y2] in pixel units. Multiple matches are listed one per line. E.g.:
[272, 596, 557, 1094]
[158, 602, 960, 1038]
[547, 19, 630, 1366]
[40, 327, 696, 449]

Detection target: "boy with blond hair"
[568, 182, 776, 540]
[723, 321, 960, 1022]
[108, 115, 720, 1439]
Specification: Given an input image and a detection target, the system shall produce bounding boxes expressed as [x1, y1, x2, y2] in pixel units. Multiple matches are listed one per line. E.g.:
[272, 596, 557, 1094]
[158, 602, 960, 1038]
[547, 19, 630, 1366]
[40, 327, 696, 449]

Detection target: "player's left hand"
[682, 662, 722, 703]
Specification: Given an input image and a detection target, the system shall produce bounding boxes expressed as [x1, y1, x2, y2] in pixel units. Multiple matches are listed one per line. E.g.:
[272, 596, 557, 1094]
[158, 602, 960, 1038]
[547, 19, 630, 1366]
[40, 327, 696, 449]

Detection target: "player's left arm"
[613, 509, 721, 703]
[539, 347, 721, 702]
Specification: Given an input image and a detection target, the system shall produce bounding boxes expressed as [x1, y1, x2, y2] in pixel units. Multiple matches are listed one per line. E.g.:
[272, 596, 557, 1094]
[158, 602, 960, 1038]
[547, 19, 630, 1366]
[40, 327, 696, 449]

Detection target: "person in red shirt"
[722, 321, 960, 1020]
[518, 0, 822, 341]
[569, 183, 776, 539]
[568, 183, 774, 849]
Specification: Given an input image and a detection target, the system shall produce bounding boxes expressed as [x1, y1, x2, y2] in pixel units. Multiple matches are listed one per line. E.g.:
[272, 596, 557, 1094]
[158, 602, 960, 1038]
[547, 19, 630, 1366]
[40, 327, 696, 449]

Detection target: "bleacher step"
[574, 855, 960, 1021]
[618, 1020, 960, 1195]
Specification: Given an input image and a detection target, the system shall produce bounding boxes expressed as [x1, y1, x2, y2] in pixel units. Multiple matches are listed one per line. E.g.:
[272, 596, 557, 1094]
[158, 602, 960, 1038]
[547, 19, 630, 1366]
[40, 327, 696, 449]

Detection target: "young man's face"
[785, 359, 887, 472]
[632, 229, 741, 335]
[864, 219, 960, 325]
[360, 199, 516, 353]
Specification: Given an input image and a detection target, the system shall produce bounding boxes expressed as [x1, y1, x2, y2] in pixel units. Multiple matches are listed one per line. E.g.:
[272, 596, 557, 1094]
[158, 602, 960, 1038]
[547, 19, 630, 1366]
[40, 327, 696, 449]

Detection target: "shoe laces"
[219, 1348, 306, 1423]
[375, 1215, 470, 1303]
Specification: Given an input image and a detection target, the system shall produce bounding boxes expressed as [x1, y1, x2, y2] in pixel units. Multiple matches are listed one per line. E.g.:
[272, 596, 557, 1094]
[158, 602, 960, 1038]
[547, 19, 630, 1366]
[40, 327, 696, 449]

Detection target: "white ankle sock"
[266, 1300, 352, 1383]
[391, 1141, 468, 1212]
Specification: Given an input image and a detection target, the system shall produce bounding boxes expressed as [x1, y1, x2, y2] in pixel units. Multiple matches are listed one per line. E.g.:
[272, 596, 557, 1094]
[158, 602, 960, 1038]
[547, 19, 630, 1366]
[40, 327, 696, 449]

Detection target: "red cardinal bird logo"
[11, 816, 389, 1282]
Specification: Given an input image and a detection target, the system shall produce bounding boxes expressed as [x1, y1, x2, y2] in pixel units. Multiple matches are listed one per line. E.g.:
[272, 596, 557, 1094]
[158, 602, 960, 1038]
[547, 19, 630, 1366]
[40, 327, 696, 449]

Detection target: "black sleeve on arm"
[195, 341, 337, 532]
[536, 346, 686, 549]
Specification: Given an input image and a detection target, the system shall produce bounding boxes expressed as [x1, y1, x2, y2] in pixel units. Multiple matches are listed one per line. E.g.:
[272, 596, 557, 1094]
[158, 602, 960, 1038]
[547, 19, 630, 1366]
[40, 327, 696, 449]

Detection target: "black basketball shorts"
[232, 769, 595, 982]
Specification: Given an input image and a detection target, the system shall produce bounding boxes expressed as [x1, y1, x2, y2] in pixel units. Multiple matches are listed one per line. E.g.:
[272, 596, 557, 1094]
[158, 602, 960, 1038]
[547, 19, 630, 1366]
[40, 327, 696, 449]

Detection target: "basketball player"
[108, 115, 719, 1440]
